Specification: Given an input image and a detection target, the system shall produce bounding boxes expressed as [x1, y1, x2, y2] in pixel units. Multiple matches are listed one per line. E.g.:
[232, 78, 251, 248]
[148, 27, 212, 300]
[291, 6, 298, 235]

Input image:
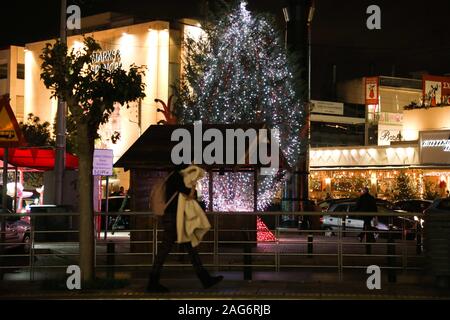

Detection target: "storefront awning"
[0, 147, 78, 171]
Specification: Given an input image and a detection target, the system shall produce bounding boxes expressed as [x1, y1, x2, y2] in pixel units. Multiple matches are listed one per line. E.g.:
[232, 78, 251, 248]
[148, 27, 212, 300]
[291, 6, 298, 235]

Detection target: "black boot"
[195, 267, 223, 289]
[183, 243, 224, 289]
[202, 275, 224, 289]
[146, 268, 169, 293]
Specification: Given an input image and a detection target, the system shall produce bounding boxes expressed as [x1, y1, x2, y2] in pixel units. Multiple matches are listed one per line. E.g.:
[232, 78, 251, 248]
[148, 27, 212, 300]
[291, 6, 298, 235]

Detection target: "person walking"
[147, 164, 223, 293]
[355, 187, 378, 244]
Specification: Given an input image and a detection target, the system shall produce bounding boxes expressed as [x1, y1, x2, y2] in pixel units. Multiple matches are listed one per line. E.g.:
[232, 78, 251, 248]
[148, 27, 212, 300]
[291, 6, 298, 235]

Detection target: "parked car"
[391, 199, 433, 213]
[321, 201, 388, 237]
[376, 206, 420, 240]
[320, 201, 418, 239]
[0, 214, 31, 253]
[100, 196, 131, 231]
[424, 198, 450, 215]
[317, 198, 353, 212]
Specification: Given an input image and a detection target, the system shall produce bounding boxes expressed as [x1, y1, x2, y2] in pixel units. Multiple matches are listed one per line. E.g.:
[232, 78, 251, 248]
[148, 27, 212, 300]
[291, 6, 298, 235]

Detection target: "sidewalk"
[1, 271, 449, 300]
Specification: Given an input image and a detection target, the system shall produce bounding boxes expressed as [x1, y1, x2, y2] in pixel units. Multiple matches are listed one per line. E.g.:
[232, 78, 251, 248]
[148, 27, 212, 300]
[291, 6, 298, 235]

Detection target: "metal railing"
[0, 211, 425, 282]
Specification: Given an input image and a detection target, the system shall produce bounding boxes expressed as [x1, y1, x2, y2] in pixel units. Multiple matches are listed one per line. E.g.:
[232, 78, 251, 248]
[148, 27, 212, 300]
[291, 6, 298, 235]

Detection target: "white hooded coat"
[176, 165, 211, 247]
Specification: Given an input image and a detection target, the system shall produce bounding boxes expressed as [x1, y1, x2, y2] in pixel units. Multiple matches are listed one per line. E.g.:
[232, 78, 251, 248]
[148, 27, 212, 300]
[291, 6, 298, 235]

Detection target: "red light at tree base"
[257, 216, 277, 242]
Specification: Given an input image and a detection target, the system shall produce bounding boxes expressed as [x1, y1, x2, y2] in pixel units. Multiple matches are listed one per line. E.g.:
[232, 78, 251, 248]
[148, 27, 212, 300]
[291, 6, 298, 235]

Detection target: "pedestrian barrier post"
[107, 241, 115, 280]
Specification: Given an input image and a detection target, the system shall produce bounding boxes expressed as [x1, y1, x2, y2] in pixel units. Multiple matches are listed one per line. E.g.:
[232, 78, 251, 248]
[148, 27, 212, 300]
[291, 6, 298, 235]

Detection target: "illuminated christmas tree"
[174, 1, 306, 210]
[393, 172, 418, 201]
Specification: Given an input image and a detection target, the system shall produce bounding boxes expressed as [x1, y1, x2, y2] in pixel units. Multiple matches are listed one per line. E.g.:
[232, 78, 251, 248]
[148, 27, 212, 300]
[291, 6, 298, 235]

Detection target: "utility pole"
[282, 0, 314, 225]
[55, 0, 67, 205]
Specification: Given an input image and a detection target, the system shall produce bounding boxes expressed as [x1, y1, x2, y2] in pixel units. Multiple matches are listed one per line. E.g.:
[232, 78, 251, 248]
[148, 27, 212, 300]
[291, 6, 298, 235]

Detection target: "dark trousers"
[359, 220, 375, 242]
[148, 217, 211, 286]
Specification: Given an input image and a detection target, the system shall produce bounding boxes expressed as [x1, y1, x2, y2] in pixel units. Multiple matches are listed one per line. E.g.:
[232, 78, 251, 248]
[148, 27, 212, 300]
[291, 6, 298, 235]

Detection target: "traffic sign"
[0, 95, 25, 148]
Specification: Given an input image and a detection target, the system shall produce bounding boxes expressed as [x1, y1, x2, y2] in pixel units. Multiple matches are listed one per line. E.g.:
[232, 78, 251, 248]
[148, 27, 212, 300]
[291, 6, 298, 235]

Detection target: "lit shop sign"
[91, 49, 121, 73]
[421, 139, 450, 152]
[422, 75, 450, 107]
[310, 100, 344, 115]
[420, 131, 450, 165]
[378, 124, 402, 146]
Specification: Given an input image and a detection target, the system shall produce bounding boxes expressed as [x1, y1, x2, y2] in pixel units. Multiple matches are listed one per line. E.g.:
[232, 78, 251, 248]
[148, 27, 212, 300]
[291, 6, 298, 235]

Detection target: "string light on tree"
[175, 1, 306, 211]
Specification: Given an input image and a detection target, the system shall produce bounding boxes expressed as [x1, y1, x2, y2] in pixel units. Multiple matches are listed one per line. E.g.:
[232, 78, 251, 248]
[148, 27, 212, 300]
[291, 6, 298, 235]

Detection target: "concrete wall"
[0, 46, 25, 121]
[403, 106, 450, 141]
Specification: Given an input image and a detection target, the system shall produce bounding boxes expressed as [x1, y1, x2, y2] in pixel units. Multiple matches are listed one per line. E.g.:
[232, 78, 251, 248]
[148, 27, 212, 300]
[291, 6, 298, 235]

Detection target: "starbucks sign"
[91, 49, 121, 73]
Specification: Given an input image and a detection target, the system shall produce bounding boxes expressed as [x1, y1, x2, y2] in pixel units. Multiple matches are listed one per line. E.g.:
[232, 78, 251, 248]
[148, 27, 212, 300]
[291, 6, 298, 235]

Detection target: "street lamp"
[282, 7, 290, 50]
[55, 0, 67, 205]
[282, 0, 315, 220]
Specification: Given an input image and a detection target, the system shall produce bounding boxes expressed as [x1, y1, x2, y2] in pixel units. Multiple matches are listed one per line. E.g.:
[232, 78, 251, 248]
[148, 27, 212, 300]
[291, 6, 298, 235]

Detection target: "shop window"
[0, 63, 7, 79]
[17, 63, 25, 79]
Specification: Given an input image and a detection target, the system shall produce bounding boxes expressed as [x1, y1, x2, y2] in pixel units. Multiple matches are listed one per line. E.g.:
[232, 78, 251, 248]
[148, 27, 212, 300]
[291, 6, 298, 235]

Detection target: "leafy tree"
[19, 113, 54, 147]
[40, 37, 145, 283]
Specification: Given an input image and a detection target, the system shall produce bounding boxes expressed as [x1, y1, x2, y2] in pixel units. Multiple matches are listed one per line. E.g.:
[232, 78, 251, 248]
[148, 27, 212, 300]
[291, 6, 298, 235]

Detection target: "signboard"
[422, 75, 450, 107]
[310, 100, 344, 115]
[0, 95, 25, 148]
[93, 149, 114, 176]
[91, 49, 121, 73]
[420, 130, 450, 165]
[365, 77, 379, 105]
[378, 124, 402, 146]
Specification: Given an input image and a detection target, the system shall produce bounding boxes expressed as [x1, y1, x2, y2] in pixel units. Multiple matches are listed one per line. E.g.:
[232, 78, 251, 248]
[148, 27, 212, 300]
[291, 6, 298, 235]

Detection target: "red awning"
[0, 147, 78, 170]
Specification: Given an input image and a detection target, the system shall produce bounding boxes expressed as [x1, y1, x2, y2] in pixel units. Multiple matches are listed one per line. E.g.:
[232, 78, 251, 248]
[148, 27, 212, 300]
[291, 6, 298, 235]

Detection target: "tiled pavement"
[1, 271, 449, 300]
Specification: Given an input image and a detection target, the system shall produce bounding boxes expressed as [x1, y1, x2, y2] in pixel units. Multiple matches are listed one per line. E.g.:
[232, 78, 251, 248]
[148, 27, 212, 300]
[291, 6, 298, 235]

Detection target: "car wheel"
[324, 227, 334, 237]
[22, 233, 31, 254]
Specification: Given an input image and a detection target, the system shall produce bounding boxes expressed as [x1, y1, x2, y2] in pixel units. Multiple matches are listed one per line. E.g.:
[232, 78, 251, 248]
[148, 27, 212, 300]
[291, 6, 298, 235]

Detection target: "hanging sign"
[365, 77, 379, 105]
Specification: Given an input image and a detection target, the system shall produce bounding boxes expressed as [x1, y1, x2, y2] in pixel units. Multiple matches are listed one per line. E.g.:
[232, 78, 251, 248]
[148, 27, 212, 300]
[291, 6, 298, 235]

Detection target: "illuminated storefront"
[310, 130, 450, 201]
[314, 75, 450, 201]
[24, 18, 202, 190]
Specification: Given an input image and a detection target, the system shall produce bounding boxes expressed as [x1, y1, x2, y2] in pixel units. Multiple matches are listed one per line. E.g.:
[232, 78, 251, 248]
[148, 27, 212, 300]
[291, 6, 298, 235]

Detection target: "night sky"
[2, 0, 450, 99]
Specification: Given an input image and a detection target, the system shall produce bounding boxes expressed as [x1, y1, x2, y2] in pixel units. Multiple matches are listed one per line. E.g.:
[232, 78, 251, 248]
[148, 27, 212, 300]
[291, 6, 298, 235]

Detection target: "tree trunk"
[77, 122, 95, 284]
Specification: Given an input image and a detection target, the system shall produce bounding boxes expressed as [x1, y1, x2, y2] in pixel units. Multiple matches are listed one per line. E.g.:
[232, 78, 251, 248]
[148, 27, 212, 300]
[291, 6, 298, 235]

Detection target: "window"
[310, 121, 365, 147]
[17, 63, 25, 79]
[0, 64, 7, 79]
[334, 204, 349, 212]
